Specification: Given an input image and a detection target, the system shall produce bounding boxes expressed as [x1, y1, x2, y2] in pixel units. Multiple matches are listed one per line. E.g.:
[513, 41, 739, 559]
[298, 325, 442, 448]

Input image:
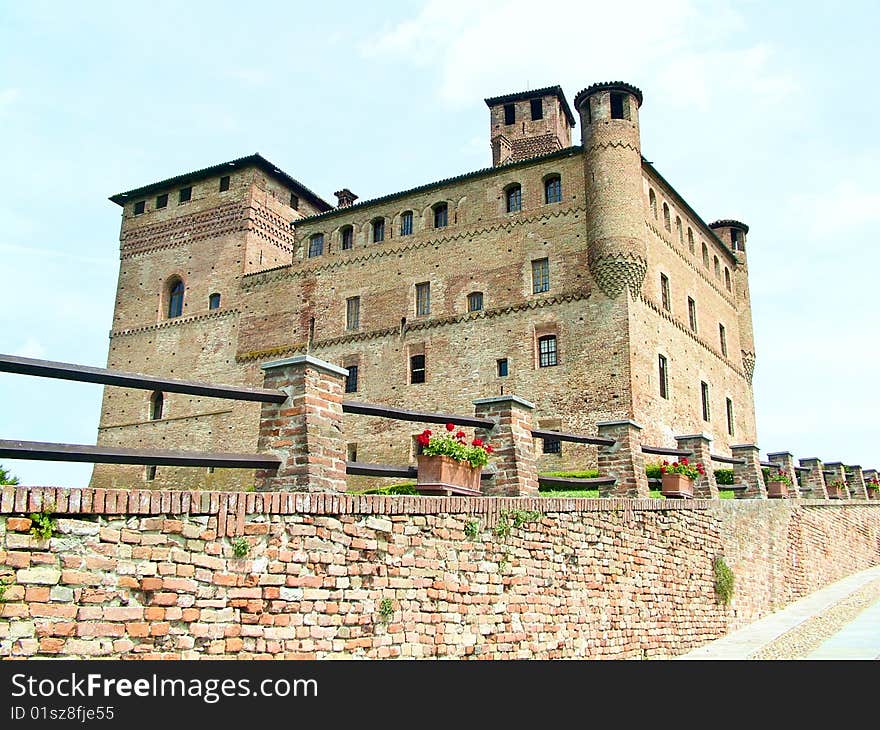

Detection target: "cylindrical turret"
[574, 81, 646, 298]
[710, 220, 755, 382]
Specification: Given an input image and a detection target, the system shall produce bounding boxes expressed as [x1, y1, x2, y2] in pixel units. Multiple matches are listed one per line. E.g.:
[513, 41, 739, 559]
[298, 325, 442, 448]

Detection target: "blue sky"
[1, 0, 878, 486]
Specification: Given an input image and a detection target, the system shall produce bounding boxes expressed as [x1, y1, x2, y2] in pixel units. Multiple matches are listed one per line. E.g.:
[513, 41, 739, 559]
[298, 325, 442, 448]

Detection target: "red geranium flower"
[681, 457, 689, 465]
[456, 430, 466, 439]
[485, 445, 494, 453]
[446, 423, 455, 432]
[472, 438, 483, 447]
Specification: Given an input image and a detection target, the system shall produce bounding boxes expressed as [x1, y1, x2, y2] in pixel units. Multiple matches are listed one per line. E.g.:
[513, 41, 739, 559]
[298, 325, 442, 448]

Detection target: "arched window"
[544, 175, 562, 204]
[724, 267, 732, 291]
[400, 211, 413, 236]
[150, 391, 164, 421]
[340, 226, 353, 250]
[209, 293, 221, 310]
[662, 203, 671, 232]
[701, 242, 710, 269]
[433, 202, 448, 228]
[372, 218, 385, 243]
[687, 228, 695, 254]
[167, 278, 184, 318]
[505, 184, 522, 213]
[467, 291, 484, 312]
[713, 256, 720, 278]
[676, 217, 683, 244]
[649, 189, 657, 219]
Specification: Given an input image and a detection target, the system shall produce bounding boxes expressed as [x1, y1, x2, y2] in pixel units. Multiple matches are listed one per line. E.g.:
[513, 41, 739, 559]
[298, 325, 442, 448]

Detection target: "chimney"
[334, 188, 358, 208]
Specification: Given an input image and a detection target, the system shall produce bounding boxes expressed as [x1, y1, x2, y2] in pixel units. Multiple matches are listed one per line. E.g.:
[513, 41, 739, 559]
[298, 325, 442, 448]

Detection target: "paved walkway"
[676, 565, 880, 660]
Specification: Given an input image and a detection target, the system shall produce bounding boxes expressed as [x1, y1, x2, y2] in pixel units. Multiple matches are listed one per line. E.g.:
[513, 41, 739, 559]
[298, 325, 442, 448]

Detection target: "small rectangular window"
[372, 219, 385, 243]
[542, 438, 561, 454]
[719, 323, 728, 356]
[497, 358, 509, 377]
[433, 204, 448, 228]
[219, 175, 230, 192]
[290, 193, 299, 209]
[538, 335, 557, 367]
[610, 92, 626, 119]
[178, 186, 192, 204]
[308, 234, 324, 258]
[346, 296, 360, 330]
[660, 274, 670, 311]
[410, 354, 426, 384]
[731, 229, 740, 250]
[544, 176, 562, 204]
[156, 193, 168, 209]
[133, 200, 146, 215]
[688, 297, 697, 333]
[530, 97, 543, 120]
[504, 103, 515, 125]
[506, 186, 522, 213]
[726, 397, 735, 437]
[658, 354, 668, 400]
[415, 282, 430, 316]
[345, 364, 359, 393]
[701, 381, 711, 422]
[400, 211, 413, 236]
[467, 291, 483, 312]
[209, 293, 221, 310]
[341, 227, 353, 250]
[346, 443, 358, 462]
[146, 465, 157, 481]
[532, 258, 550, 294]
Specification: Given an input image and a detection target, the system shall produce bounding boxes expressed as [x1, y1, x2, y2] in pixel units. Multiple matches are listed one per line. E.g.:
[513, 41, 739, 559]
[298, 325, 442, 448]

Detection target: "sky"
[1, 0, 878, 487]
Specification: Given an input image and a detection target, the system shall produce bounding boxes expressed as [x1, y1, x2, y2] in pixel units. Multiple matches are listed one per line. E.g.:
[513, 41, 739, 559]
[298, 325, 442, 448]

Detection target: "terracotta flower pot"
[661, 472, 694, 499]
[826, 485, 844, 499]
[767, 481, 789, 499]
[867, 488, 879, 501]
[416, 454, 482, 496]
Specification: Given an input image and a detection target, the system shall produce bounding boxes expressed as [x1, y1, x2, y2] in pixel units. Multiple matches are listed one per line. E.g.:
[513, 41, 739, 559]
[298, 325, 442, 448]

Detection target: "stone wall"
[2, 486, 877, 660]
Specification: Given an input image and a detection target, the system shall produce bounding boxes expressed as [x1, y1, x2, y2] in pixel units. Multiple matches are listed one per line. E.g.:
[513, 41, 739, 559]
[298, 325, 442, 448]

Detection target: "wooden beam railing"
[641, 445, 692, 458]
[711, 454, 746, 465]
[342, 400, 495, 429]
[538, 476, 616, 489]
[530, 429, 616, 447]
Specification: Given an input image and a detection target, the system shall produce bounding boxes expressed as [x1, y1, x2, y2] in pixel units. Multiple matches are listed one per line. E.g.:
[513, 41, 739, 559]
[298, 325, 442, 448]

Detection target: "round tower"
[710, 219, 755, 382]
[574, 81, 646, 298]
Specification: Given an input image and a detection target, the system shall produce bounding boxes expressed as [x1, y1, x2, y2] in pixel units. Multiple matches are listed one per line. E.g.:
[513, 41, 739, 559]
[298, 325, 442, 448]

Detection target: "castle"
[90, 81, 757, 491]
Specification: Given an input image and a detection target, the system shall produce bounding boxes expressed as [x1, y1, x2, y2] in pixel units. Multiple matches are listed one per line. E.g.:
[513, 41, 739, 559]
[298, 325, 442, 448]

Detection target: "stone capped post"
[731, 444, 767, 499]
[473, 396, 539, 497]
[824, 462, 849, 500]
[799, 457, 828, 499]
[255, 355, 348, 492]
[845, 465, 868, 501]
[675, 434, 718, 499]
[767, 451, 801, 500]
[596, 420, 649, 498]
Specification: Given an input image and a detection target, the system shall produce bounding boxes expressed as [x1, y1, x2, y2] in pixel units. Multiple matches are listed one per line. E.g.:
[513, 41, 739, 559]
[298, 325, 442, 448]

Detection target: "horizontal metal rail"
[530, 429, 616, 447]
[711, 454, 746, 465]
[345, 461, 494, 480]
[0, 354, 287, 403]
[538, 476, 616, 489]
[342, 400, 495, 429]
[0, 439, 281, 469]
[641, 445, 693, 457]
[759, 460, 776, 468]
[720, 483, 748, 492]
[793, 465, 812, 472]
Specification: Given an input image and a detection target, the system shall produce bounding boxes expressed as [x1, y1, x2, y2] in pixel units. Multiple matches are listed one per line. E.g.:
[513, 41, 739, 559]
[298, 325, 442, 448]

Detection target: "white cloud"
[12, 338, 47, 359]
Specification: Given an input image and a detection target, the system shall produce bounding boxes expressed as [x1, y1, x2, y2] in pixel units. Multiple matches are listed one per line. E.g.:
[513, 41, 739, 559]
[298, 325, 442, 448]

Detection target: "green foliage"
[231, 537, 249, 558]
[0, 465, 19, 486]
[539, 470, 601, 498]
[354, 482, 418, 495]
[714, 469, 734, 485]
[540, 489, 600, 498]
[718, 490, 736, 500]
[645, 463, 663, 480]
[0, 580, 9, 602]
[493, 509, 541, 538]
[418, 425, 493, 469]
[766, 470, 792, 485]
[649, 489, 664, 499]
[539, 469, 600, 480]
[378, 598, 394, 622]
[713, 557, 735, 606]
[29, 510, 58, 540]
[464, 519, 481, 540]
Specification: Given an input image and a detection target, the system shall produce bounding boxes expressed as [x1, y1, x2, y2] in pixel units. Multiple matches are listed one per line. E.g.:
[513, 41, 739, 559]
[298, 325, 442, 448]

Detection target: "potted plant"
[866, 477, 879, 500]
[826, 479, 847, 499]
[659, 457, 705, 499]
[415, 423, 494, 496]
[766, 470, 793, 499]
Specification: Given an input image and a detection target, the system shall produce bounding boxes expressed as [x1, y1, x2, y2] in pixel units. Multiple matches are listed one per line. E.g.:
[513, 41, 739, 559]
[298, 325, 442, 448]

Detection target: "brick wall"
[2, 486, 877, 660]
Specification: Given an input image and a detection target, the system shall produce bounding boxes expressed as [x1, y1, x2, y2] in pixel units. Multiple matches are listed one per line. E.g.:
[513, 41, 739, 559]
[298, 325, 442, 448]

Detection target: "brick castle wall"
[2, 486, 877, 659]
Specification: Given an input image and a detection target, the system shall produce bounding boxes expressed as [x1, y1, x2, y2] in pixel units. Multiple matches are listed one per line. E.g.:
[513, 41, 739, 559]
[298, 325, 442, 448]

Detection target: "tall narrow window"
[308, 233, 324, 258]
[134, 200, 146, 215]
[687, 228, 695, 254]
[687, 297, 697, 332]
[372, 218, 385, 243]
[150, 391, 164, 420]
[410, 354, 426, 384]
[719, 323, 728, 356]
[724, 267, 732, 291]
[532, 258, 550, 294]
[209, 293, 221, 310]
[714, 256, 720, 278]
[663, 203, 671, 232]
[400, 211, 413, 236]
[415, 282, 430, 316]
[658, 355, 668, 399]
[497, 358, 509, 377]
[345, 365, 359, 393]
[530, 97, 543, 120]
[347, 443, 358, 462]
[289, 193, 299, 209]
[730, 229, 740, 250]
[660, 274, 670, 311]
[544, 175, 562, 204]
[467, 291, 483, 312]
[701, 381, 711, 422]
[702, 242, 710, 268]
[156, 193, 168, 209]
[433, 203, 448, 228]
[505, 184, 522, 213]
[504, 103, 515, 125]
[649, 189, 657, 219]
[219, 175, 230, 192]
[341, 226, 353, 250]
[538, 335, 558, 367]
[178, 186, 192, 204]
[168, 278, 184, 318]
[726, 397, 735, 436]
[676, 217, 683, 243]
[346, 296, 360, 330]
[543, 437, 561, 454]
[146, 465, 157, 481]
[610, 92, 626, 119]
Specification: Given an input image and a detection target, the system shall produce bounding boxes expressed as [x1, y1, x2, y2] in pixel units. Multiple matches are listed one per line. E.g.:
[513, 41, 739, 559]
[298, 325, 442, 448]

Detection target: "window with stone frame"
[467, 291, 483, 312]
[538, 334, 558, 367]
[340, 226, 353, 250]
[544, 175, 562, 204]
[532, 257, 550, 294]
[346, 296, 360, 330]
[344, 364, 359, 393]
[410, 354, 426, 384]
[505, 184, 522, 213]
[433, 203, 448, 228]
[415, 282, 430, 316]
[372, 218, 385, 243]
[400, 211, 413, 236]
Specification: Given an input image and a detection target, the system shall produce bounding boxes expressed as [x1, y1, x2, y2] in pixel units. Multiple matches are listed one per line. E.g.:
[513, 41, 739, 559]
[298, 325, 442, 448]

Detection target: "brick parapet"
[675, 433, 718, 499]
[596, 420, 650, 498]
[473, 396, 539, 496]
[767, 451, 801, 500]
[731, 444, 767, 499]
[845, 465, 869, 501]
[799, 458, 828, 499]
[824, 462, 849, 500]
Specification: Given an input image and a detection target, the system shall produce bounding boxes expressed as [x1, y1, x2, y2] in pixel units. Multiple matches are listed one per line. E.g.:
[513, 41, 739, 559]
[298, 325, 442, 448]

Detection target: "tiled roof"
[484, 85, 577, 127]
[709, 219, 750, 234]
[573, 81, 644, 110]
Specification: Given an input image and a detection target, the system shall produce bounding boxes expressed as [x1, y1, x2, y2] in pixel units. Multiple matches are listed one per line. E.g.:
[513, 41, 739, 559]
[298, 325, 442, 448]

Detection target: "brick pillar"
[473, 396, 539, 496]
[824, 462, 849, 500]
[798, 457, 828, 499]
[863, 469, 880, 500]
[674, 433, 718, 498]
[596, 420, 649, 498]
[845, 465, 869, 501]
[767, 451, 800, 500]
[255, 355, 347, 492]
[731, 444, 767, 499]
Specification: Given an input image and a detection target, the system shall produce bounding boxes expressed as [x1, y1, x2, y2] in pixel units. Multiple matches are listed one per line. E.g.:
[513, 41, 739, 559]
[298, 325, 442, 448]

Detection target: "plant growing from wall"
[231, 537, 249, 558]
[713, 557, 735, 606]
[0, 578, 11, 602]
[493, 509, 542, 539]
[29, 509, 58, 540]
[464, 519, 481, 540]
[378, 598, 394, 622]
